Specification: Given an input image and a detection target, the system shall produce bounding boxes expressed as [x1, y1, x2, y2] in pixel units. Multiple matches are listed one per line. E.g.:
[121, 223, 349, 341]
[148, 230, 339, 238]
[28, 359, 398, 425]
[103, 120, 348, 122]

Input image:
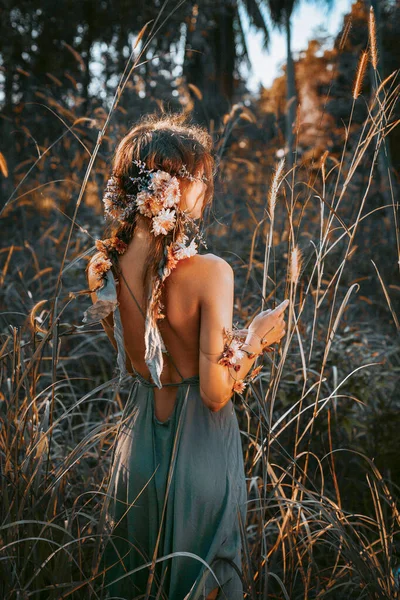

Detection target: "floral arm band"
[217, 327, 273, 394]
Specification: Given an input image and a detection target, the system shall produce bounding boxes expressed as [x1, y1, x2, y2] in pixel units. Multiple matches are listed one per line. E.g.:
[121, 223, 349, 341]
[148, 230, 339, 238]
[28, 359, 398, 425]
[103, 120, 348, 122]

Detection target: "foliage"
[0, 1, 399, 599]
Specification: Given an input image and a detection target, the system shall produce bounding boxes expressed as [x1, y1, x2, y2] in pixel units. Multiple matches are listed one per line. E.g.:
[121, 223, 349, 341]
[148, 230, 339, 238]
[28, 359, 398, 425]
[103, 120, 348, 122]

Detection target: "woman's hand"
[247, 299, 289, 348]
[234, 328, 249, 340]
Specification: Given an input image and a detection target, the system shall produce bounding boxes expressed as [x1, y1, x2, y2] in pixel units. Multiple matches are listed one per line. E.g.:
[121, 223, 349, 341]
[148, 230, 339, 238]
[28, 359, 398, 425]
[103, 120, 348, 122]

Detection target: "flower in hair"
[91, 253, 112, 275]
[173, 238, 198, 260]
[89, 252, 113, 291]
[151, 208, 177, 236]
[95, 236, 128, 255]
[102, 175, 125, 220]
[135, 190, 156, 217]
[149, 171, 171, 187]
[161, 238, 198, 279]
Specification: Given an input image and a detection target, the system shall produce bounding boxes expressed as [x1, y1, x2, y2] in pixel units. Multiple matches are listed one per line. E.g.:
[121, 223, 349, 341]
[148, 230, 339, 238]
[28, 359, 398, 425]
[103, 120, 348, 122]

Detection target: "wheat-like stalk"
[369, 7, 378, 70]
[290, 245, 302, 285]
[353, 50, 369, 99]
[268, 157, 285, 218]
[339, 16, 352, 51]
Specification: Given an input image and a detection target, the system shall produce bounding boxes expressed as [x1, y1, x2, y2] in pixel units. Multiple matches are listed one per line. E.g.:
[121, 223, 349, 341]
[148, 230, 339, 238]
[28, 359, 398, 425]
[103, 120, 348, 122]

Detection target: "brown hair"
[101, 110, 215, 323]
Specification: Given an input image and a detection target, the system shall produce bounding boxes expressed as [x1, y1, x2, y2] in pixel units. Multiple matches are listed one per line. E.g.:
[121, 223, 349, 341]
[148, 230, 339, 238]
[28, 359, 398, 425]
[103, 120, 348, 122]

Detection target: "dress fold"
[102, 376, 247, 599]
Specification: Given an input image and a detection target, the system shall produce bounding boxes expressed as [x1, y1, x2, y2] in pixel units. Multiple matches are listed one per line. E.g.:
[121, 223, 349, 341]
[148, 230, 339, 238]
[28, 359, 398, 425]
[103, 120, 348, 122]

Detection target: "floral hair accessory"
[102, 158, 209, 231]
[87, 237, 129, 292]
[89, 252, 113, 291]
[95, 236, 128, 255]
[102, 175, 129, 221]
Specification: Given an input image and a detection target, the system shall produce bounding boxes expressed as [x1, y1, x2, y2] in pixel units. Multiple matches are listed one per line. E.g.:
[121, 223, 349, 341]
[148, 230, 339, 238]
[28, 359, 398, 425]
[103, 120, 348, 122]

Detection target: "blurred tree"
[182, 0, 270, 125]
[266, 0, 334, 168]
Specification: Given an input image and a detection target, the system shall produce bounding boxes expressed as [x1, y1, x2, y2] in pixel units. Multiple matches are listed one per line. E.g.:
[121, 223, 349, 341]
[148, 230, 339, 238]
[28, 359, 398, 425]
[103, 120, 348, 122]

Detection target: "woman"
[84, 112, 288, 599]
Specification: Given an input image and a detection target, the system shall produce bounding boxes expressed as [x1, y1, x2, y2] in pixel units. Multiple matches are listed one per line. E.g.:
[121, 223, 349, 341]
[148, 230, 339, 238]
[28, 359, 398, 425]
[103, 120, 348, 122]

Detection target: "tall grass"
[1, 8, 399, 599]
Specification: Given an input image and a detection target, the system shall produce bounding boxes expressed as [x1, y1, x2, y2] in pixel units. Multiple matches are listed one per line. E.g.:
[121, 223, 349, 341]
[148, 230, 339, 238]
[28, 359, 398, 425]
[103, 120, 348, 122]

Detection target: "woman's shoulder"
[172, 253, 233, 293]
[175, 252, 232, 275]
[194, 252, 233, 275]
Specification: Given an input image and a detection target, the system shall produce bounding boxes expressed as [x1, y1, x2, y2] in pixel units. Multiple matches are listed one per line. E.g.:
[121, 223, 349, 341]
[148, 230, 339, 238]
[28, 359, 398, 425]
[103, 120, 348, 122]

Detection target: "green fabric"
[102, 373, 247, 599]
[91, 270, 247, 599]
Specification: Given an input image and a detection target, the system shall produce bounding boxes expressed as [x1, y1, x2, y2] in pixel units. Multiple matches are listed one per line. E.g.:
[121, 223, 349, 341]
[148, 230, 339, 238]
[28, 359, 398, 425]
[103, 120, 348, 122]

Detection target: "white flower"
[176, 232, 189, 244]
[229, 339, 245, 364]
[136, 190, 153, 217]
[151, 208, 177, 236]
[173, 238, 198, 260]
[150, 171, 172, 190]
[162, 178, 181, 208]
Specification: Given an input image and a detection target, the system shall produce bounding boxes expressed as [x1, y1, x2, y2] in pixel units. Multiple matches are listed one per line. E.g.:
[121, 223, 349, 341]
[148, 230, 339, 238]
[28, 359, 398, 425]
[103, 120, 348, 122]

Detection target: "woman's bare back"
[116, 230, 202, 422]
[88, 228, 241, 420]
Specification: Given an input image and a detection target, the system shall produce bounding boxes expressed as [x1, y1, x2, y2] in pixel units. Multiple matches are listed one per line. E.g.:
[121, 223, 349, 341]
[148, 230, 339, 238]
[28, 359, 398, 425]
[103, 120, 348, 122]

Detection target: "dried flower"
[95, 236, 128, 255]
[173, 238, 198, 260]
[91, 252, 112, 276]
[218, 334, 245, 368]
[167, 243, 180, 267]
[102, 175, 124, 220]
[150, 171, 181, 207]
[151, 208, 177, 236]
[248, 364, 263, 381]
[232, 379, 246, 394]
[218, 355, 235, 367]
[136, 190, 155, 217]
[150, 171, 172, 188]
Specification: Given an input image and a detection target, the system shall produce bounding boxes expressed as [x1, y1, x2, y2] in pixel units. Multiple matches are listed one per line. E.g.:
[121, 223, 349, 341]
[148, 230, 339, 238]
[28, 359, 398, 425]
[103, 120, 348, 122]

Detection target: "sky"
[240, 0, 354, 94]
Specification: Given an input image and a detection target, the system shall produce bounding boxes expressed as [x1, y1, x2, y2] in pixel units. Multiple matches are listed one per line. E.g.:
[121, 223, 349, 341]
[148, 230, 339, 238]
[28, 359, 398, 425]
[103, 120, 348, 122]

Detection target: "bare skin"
[91, 247, 233, 600]
[87, 173, 288, 599]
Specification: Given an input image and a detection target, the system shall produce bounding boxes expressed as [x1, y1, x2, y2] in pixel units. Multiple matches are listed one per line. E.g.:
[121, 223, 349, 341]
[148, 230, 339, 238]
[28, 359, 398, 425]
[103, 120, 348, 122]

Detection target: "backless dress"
[83, 267, 247, 599]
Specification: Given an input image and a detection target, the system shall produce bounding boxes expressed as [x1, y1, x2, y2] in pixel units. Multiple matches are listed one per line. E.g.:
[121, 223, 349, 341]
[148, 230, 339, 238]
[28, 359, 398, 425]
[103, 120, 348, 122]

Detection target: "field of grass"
[0, 17, 399, 600]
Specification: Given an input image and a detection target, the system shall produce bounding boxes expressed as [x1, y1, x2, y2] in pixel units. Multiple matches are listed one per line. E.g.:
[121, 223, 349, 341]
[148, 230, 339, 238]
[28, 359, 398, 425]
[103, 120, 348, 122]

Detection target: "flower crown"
[102, 159, 208, 232]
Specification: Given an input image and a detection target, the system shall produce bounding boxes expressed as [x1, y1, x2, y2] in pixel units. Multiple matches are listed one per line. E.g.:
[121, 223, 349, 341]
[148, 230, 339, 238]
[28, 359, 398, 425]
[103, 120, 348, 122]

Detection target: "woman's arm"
[197, 255, 262, 411]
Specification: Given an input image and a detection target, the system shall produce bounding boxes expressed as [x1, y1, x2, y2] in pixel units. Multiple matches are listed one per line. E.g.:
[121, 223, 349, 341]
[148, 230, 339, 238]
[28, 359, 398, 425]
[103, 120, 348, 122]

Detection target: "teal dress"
[83, 269, 247, 599]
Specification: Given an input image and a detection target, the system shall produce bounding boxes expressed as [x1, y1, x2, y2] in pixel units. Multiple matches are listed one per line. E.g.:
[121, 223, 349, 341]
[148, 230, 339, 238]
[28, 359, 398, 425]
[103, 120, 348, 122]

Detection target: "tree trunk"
[285, 9, 296, 169]
[182, 3, 235, 127]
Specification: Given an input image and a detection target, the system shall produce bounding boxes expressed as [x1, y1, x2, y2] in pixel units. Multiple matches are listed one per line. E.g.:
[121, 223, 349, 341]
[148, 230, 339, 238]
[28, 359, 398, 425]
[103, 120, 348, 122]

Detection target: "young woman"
[85, 112, 288, 599]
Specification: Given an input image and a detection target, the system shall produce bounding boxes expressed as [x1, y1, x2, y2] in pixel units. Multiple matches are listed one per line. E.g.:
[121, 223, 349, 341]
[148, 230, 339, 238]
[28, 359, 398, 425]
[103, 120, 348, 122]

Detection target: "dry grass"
[0, 15, 399, 600]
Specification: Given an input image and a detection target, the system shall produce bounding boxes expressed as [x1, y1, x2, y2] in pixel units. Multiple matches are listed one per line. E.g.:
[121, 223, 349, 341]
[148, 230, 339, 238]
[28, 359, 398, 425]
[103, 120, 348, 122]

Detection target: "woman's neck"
[134, 214, 153, 239]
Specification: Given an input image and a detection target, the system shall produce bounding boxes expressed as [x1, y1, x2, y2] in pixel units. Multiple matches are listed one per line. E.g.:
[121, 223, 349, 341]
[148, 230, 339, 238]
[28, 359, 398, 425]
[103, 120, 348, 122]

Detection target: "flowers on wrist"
[218, 327, 268, 396]
[232, 379, 246, 393]
[218, 330, 246, 370]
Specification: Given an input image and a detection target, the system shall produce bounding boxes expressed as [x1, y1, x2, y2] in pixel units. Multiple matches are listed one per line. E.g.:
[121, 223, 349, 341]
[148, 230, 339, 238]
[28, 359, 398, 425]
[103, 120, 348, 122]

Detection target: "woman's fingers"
[272, 299, 289, 315]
